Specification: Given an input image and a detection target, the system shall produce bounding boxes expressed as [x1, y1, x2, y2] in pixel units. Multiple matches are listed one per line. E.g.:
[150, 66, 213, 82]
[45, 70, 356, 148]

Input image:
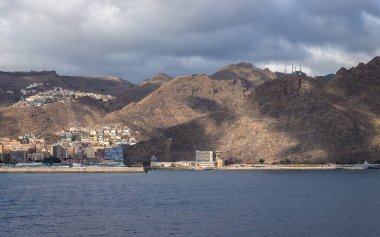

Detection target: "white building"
[195, 151, 214, 162]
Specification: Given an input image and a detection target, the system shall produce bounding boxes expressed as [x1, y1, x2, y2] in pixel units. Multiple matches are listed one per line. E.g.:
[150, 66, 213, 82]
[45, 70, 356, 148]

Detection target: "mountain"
[120, 58, 380, 164]
[111, 73, 172, 109]
[105, 74, 250, 138]
[59, 75, 133, 95]
[0, 96, 109, 137]
[0, 71, 133, 106]
[211, 62, 276, 86]
[329, 57, 380, 114]
[322, 74, 335, 80]
[0, 70, 132, 137]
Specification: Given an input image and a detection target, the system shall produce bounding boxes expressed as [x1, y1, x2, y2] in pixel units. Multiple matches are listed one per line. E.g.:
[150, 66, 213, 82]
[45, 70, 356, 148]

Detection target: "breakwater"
[0, 166, 145, 173]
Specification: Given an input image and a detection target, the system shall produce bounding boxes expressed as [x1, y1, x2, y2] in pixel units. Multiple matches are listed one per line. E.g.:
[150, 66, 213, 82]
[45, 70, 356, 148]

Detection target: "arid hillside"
[119, 59, 380, 164]
[1, 59, 379, 164]
[105, 73, 251, 138]
[0, 70, 133, 136]
[0, 97, 109, 137]
[111, 73, 172, 110]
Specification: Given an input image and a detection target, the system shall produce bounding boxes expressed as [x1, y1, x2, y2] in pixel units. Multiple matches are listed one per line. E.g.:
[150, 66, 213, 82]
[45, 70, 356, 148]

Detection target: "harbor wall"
[222, 165, 337, 170]
[0, 166, 145, 173]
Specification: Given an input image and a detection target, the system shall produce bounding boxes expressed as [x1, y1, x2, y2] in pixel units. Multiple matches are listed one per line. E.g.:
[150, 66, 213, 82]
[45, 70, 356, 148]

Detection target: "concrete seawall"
[150, 164, 374, 171]
[221, 165, 337, 170]
[0, 166, 145, 173]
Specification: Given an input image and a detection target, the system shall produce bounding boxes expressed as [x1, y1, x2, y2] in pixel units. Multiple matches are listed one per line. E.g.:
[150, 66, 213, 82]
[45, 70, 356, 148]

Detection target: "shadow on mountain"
[125, 58, 380, 164]
[110, 74, 172, 110]
[110, 83, 162, 110]
[186, 96, 224, 113]
[248, 75, 379, 164]
[125, 98, 237, 164]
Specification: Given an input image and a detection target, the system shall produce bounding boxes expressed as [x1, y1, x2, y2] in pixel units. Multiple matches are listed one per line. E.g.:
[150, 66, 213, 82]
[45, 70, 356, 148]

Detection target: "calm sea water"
[1, 170, 380, 237]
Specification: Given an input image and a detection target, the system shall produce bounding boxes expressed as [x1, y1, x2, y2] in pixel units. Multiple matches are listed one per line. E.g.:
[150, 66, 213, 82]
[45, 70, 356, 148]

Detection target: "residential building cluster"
[49, 142, 126, 166]
[20, 83, 44, 96]
[54, 125, 138, 147]
[0, 134, 48, 164]
[13, 87, 114, 107]
[49, 125, 139, 165]
[0, 125, 139, 167]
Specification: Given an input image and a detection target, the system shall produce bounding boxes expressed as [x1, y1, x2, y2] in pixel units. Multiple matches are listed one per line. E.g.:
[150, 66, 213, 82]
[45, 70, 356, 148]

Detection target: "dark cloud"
[0, 0, 380, 82]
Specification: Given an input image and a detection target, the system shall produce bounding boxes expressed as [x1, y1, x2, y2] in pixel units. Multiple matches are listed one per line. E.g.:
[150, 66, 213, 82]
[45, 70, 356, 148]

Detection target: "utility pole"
[28, 53, 31, 71]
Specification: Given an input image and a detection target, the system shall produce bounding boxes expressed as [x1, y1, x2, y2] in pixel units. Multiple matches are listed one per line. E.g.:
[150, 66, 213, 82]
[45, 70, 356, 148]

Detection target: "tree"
[142, 160, 151, 167]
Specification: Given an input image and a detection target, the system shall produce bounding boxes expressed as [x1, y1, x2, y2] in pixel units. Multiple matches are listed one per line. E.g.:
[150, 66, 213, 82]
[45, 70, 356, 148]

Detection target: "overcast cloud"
[0, 0, 380, 82]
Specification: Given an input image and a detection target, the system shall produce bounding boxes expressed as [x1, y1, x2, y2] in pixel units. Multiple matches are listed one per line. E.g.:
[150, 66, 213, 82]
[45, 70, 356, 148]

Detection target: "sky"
[0, 0, 380, 83]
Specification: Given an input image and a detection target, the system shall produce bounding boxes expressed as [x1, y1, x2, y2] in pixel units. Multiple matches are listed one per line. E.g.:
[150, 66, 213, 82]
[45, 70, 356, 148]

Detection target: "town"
[0, 125, 139, 168]
[13, 86, 114, 107]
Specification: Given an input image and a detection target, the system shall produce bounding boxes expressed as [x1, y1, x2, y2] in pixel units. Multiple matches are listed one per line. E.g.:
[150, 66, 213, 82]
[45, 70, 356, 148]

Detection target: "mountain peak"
[335, 67, 348, 76]
[368, 56, 380, 67]
[220, 62, 255, 71]
[151, 73, 172, 82]
[141, 73, 172, 85]
[211, 62, 276, 87]
[235, 62, 255, 68]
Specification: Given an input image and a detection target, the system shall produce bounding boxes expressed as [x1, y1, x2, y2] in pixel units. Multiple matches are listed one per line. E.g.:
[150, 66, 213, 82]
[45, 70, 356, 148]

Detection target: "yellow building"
[215, 151, 224, 169]
[216, 159, 224, 169]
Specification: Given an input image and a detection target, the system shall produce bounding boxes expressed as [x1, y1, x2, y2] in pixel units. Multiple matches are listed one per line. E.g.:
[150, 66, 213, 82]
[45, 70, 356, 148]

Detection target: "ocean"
[1, 170, 380, 237]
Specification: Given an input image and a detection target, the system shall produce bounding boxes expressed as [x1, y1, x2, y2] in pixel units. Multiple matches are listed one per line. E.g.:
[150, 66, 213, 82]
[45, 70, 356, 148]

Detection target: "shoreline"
[149, 164, 380, 171]
[1, 164, 378, 173]
[0, 166, 145, 173]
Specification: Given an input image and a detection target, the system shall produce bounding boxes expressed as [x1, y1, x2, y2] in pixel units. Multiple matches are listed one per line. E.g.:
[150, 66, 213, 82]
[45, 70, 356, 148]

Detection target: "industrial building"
[195, 151, 214, 162]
